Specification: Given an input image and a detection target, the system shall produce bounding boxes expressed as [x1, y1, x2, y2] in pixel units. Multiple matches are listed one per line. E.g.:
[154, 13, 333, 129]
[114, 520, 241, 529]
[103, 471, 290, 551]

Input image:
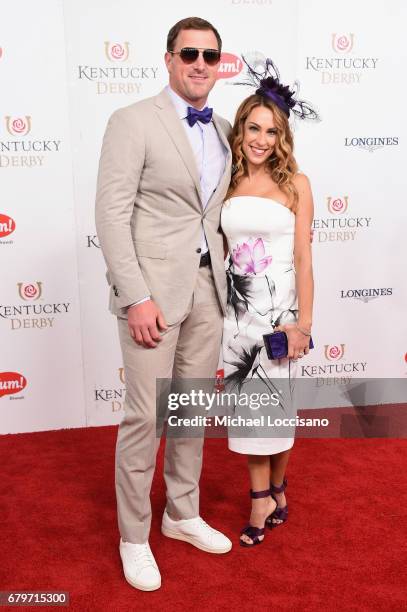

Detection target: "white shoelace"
[132, 545, 157, 571]
[195, 517, 218, 539]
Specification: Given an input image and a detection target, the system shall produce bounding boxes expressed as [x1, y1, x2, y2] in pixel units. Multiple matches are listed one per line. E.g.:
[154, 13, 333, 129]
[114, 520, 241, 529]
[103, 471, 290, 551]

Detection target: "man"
[95, 17, 232, 591]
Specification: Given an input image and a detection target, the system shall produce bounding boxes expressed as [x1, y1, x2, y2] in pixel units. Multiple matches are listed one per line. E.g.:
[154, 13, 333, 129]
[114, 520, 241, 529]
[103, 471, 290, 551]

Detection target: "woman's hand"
[275, 323, 310, 360]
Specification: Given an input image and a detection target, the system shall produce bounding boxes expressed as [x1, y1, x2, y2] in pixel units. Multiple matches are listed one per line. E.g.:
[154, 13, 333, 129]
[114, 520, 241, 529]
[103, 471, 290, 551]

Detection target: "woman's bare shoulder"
[293, 172, 311, 191]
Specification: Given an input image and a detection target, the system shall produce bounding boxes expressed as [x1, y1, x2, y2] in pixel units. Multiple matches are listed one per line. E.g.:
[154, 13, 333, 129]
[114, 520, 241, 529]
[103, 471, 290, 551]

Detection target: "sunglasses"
[169, 47, 221, 66]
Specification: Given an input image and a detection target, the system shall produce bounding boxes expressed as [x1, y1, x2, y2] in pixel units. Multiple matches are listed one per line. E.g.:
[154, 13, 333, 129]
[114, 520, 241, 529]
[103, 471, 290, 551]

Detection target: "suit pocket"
[132, 240, 167, 259]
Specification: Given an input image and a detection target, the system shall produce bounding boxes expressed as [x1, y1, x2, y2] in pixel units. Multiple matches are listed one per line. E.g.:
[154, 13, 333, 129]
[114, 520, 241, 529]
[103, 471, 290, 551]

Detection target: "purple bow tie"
[186, 106, 213, 127]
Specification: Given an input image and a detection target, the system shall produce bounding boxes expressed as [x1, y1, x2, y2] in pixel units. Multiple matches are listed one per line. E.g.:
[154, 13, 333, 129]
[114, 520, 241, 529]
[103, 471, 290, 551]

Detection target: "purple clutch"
[263, 330, 314, 360]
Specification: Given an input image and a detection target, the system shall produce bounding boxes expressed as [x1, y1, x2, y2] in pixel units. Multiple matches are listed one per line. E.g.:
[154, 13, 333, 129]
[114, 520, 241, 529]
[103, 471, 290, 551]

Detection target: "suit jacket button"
[196, 248, 202, 253]
[113, 285, 119, 297]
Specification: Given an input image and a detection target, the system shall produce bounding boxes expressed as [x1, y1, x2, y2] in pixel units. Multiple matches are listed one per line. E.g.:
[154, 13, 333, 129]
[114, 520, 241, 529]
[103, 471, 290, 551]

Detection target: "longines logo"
[78, 42, 159, 96]
[344, 136, 399, 153]
[341, 288, 393, 302]
[0, 116, 62, 169]
[0, 282, 71, 330]
[0, 371, 27, 399]
[301, 343, 367, 378]
[312, 196, 372, 243]
[0, 213, 15, 244]
[94, 368, 126, 412]
[305, 33, 378, 85]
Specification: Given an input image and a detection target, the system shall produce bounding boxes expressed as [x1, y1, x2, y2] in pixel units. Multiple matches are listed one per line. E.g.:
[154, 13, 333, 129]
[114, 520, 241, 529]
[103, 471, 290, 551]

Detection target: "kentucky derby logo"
[332, 34, 354, 53]
[1, 281, 71, 331]
[327, 197, 349, 214]
[306, 34, 377, 85]
[5, 116, 31, 136]
[0, 214, 15, 238]
[217, 53, 243, 79]
[17, 282, 42, 301]
[104, 42, 130, 62]
[0, 372, 27, 398]
[324, 344, 345, 361]
[94, 367, 126, 413]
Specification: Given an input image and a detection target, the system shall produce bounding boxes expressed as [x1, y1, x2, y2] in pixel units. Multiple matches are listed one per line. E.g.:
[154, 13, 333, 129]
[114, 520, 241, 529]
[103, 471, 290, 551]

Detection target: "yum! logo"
[104, 42, 130, 62]
[217, 53, 243, 79]
[332, 34, 354, 53]
[0, 372, 27, 398]
[17, 282, 43, 301]
[0, 214, 15, 238]
[327, 196, 349, 214]
[5, 115, 31, 136]
[324, 344, 345, 361]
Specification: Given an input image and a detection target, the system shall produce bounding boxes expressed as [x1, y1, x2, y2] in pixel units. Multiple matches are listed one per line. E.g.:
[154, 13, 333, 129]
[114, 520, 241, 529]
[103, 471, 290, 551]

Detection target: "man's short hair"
[167, 17, 222, 52]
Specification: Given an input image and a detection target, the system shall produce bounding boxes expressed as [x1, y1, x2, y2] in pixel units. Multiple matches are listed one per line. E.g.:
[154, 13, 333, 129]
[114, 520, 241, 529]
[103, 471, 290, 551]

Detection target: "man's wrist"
[128, 296, 151, 309]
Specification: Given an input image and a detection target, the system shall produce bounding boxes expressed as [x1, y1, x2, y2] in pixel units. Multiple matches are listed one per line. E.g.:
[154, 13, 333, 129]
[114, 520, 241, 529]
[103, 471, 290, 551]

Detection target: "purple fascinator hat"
[236, 56, 320, 121]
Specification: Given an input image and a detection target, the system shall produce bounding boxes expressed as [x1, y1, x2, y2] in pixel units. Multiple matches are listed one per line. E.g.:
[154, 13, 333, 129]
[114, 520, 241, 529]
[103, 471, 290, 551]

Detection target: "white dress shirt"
[128, 86, 227, 309]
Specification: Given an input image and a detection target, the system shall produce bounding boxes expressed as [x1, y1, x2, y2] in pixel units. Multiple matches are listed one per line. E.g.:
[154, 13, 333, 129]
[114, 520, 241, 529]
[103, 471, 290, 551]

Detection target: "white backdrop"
[1, 0, 406, 433]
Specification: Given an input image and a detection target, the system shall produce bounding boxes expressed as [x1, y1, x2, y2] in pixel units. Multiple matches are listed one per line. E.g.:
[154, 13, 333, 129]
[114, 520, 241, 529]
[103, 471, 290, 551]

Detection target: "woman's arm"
[293, 173, 314, 333]
[281, 173, 314, 359]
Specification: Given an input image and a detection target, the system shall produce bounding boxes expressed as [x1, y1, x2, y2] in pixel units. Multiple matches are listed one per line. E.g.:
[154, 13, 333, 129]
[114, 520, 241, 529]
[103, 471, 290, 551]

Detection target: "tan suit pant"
[115, 266, 223, 544]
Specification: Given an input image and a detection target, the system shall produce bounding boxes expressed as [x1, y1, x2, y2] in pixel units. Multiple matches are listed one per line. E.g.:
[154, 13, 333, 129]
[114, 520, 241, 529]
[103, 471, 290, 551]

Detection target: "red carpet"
[1, 427, 406, 611]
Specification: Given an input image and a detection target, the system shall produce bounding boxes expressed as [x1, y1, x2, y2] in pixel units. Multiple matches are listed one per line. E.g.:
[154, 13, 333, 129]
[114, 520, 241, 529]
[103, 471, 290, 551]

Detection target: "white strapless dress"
[221, 196, 298, 455]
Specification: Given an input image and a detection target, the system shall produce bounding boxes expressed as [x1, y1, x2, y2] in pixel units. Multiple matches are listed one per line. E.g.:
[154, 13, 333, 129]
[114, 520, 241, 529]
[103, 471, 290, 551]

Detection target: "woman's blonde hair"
[227, 94, 299, 211]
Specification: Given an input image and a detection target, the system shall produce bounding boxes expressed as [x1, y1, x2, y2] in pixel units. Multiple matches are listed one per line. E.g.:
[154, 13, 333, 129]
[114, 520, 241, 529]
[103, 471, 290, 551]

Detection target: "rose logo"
[332, 199, 344, 212]
[111, 44, 124, 60]
[5, 115, 31, 136]
[104, 42, 130, 62]
[329, 346, 340, 358]
[332, 33, 354, 54]
[18, 282, 42, 301]
[327, 196, 349, 214]
[324, 344, 345, 361]
[24, 285, 37, 298]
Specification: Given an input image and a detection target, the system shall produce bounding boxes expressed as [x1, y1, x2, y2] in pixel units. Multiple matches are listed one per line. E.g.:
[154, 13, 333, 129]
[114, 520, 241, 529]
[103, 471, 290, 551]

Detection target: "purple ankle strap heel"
[240, 488, 270, 548]
[266, 478, 288, 529]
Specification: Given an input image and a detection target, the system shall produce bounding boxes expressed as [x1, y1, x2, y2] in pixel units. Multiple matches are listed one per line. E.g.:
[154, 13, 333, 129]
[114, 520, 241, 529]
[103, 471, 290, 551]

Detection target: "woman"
[221, 60, 317, 547]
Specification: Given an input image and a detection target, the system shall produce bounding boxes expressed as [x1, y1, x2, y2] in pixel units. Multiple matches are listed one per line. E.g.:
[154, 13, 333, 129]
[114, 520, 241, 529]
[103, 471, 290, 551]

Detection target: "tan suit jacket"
[95, 88, 232, 325]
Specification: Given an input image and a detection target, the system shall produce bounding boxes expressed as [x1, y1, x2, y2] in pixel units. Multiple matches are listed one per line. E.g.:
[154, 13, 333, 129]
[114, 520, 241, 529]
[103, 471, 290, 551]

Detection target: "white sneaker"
[119, 538, 161, 591]
[161, 510, 232, 554]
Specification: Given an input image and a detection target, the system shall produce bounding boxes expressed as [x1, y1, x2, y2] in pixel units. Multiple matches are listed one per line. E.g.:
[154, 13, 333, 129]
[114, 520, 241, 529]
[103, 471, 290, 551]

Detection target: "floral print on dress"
[231, 237, 273, 275]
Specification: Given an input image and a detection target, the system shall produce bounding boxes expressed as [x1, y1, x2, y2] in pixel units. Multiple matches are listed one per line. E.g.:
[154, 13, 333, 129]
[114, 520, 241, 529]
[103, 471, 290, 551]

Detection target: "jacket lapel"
[154, 89, 202, 209]
[205, 113, 232, 211]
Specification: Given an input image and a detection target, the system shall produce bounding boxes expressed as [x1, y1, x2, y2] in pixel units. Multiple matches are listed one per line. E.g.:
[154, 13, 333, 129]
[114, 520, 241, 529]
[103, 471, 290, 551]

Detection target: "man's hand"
[127, 300, 168, 348]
